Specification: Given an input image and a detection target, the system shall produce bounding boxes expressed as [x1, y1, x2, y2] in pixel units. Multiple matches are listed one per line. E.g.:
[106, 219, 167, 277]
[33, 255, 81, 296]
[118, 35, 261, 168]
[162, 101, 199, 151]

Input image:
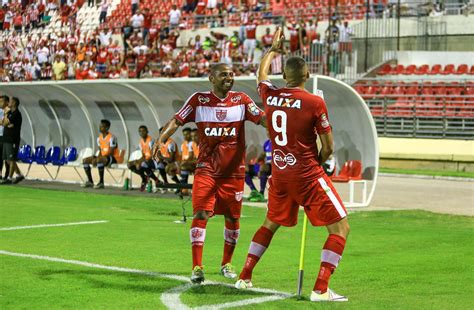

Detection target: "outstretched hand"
[270, 27, 285, 53]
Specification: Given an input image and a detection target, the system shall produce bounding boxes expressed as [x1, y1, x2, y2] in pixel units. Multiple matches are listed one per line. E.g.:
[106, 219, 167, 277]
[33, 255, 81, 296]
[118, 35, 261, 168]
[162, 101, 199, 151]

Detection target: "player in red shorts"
[157, 63, 265, 284]
[235, 28, 350, 302]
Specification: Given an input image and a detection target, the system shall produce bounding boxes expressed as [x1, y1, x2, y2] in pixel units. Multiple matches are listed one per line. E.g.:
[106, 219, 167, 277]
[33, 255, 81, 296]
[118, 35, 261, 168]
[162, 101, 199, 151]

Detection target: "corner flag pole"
[297, 213, 309, 297]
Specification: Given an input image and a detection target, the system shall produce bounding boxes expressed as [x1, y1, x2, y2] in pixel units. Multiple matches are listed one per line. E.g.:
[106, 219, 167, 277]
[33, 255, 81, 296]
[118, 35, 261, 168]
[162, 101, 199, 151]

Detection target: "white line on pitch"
[0, 220, 109, 231]
[0, 250, 292, 309]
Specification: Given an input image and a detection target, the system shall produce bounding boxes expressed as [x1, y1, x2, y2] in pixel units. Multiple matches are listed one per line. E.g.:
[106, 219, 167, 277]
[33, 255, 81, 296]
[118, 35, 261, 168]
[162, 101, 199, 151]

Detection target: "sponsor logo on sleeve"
[247, 102, 261, 116]
[321, 113, 330, 128]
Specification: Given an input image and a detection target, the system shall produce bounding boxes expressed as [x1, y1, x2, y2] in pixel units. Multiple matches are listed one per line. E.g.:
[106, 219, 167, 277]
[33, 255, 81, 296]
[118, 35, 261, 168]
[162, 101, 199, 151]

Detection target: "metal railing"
[365, 95, 474, 139]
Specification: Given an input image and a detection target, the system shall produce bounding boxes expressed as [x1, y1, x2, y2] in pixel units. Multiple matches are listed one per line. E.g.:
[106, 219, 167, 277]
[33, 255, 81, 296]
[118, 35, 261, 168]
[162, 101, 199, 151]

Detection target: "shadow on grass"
[36, 269, 181, 294]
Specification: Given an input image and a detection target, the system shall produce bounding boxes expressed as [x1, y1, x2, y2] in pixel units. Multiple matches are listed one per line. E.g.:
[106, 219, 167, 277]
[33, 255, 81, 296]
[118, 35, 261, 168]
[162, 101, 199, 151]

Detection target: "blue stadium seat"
[53, 146, 77, 166]
[34, 146, 47, 164]
[18, 145, 33, 163]
[45, 146, 61, 165]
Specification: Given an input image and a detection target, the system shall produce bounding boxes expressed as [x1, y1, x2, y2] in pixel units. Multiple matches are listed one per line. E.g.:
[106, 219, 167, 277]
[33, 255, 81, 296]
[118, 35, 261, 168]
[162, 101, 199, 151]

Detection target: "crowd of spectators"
[0, 0, 368, 82]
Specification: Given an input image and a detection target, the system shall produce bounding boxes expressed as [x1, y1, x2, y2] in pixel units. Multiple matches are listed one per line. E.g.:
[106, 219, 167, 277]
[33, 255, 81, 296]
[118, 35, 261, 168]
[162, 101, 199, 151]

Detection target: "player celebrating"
[235, 28, 350, 302]
[157, 63, 264, 284]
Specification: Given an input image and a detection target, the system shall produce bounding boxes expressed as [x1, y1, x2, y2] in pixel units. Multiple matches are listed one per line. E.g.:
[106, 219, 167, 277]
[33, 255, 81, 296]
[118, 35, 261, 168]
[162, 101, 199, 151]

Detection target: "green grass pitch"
[1, 186, 473, 309]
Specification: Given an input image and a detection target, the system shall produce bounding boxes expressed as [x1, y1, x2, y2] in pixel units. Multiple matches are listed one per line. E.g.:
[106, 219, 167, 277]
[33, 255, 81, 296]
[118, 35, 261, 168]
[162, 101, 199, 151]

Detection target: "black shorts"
[2, 142, 19, 161]
[99, 155, 117, 167]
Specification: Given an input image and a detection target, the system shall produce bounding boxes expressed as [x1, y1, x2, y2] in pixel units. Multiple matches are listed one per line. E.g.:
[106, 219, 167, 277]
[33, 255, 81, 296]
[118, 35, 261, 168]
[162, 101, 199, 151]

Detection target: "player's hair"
[182, 127, 192, 133]
[12, 97, 20, 107]
[284, 56, 308, 85]
[0, 95, 9, 103]
[101, 119, 111, 128]
[210, 63, 231, 76]
[139, 125, 148, 131]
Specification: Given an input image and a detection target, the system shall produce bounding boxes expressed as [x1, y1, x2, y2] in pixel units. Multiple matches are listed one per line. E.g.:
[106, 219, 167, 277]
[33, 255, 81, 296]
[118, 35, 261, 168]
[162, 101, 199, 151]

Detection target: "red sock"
[314, 234, 347, 293]
[221, 220, 240, 266]
[190, 218, 207, 269]
[239, 226, 274, 280]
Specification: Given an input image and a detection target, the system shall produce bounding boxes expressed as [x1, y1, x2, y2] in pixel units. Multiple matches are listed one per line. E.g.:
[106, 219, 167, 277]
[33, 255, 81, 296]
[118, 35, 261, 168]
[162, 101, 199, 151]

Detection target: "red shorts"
[339, 42, 352, 52]
[267, 174, 347, 227]
[192, 174, 244, 218]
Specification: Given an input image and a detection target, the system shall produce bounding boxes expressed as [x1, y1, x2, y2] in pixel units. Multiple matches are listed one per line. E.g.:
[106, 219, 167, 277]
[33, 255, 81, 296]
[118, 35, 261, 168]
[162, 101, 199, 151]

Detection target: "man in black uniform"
[1, 97, 24, 184]
[0, 95, 10, 180]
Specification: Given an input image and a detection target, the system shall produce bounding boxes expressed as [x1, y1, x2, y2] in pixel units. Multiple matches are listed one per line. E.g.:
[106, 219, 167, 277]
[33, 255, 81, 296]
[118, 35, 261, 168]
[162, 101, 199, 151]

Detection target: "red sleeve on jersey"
[257, 80, 276, 101]
[175, 93, 198, 124]
[241, 93, 264, 124]
[314, 98, 332, 135]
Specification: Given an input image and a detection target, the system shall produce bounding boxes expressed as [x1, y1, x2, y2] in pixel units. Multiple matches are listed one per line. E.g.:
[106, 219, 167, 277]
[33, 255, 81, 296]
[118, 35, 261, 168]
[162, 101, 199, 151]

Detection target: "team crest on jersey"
[198, 95, 210, 104]
[273, 149, 297, 170]
[216, 109, 227, 121]
[321, 113, 330, 128]
[231, 95, 241, 103]
[247, 102, 261, 116]
[235, 191, 244, 202]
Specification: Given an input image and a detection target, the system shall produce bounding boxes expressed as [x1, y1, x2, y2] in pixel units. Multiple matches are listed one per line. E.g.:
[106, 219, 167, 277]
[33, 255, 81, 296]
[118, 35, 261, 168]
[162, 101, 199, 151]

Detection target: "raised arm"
[257, 27, 284, 84]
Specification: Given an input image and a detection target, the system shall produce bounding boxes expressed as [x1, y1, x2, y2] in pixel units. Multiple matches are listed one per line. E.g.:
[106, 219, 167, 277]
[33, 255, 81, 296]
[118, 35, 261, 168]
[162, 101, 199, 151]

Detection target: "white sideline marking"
[0, 250, 292, 309]
[0, 220, 109, 231]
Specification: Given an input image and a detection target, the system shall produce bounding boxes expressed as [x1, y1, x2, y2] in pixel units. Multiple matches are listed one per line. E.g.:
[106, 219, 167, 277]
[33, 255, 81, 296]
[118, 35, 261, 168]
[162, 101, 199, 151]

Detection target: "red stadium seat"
[456, 64, 468, 74]
[332, 161, 350, 182]
[414, 64, 429, 75]
[391, 64, 404, 75]
[429, 64, 442, 75]
[402, 65, 416, 75]
[441, 64, 455, 75]
[378, 64, 392, 75]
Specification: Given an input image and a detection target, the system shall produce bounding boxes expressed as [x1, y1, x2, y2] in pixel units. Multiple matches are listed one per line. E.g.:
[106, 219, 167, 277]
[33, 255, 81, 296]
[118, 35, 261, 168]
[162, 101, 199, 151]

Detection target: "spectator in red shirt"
[0, 8, 5, 31]
[261, 27, 273, 51]
[136, 48, 149, 77]
[13, 13, 22, 33]
[142, 7, 152, 45]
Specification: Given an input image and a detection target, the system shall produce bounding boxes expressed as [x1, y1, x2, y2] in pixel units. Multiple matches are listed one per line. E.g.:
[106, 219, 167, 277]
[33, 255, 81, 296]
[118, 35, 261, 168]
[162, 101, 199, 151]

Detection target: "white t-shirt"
[339, 26, 353, 43]
[99, 31, 112, 46]
[131, 14, 144, 28]
[37, 47, 50, 64]
[169, 9, 181, 25]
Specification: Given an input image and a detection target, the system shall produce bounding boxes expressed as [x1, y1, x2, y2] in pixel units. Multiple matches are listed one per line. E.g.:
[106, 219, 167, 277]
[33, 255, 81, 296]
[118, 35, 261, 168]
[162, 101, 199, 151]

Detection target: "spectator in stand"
[96, 45, 109, 78]
[47, 0, 58, 13]
[36, 42, 50, 66]
[142, 7, 152, 45]
[13, 10, 22, 33]
[243, 16, 257, 62]
[3, 7, 13, 32]
[182, 0, 197, 13]
[29, 4, 39, 29]
[136, 47, 148, 78]
[131, 0, 139, 15]
[0, 7, 4, 31]
[261, 27, 273, 51]
[99, 0, 109, 24]
[169, 4, 181, 29]
[159, 19, 170, 41]
[131, 8, 144, 30]
[140, 64, 153, 78]
[60, 3, 70, 27]
[338, 21, 353, 66]
[52, 55, 66, 80]
[286, 21, 300, 53]
[99, 26, 112, 47]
